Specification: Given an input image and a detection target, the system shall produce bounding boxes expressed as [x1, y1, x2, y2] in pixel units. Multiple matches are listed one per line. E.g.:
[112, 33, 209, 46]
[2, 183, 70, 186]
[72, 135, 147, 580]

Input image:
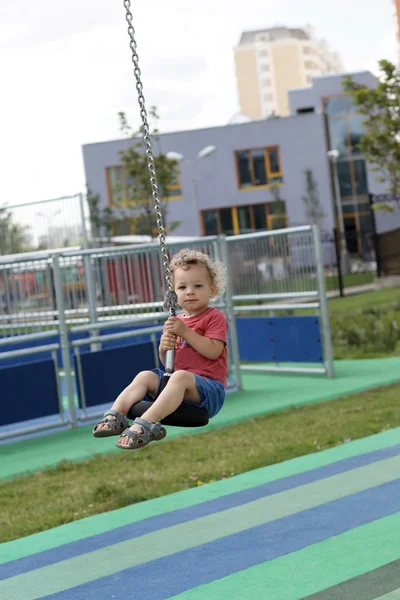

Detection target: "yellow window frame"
[235, 146, 283, 191]
[106, 166, 182, 206]
[202, 202, 287, 235]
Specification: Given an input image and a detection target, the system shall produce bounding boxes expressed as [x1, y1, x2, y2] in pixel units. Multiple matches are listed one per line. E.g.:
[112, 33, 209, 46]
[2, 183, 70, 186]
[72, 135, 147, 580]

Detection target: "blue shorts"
[145, 368, 225, 419]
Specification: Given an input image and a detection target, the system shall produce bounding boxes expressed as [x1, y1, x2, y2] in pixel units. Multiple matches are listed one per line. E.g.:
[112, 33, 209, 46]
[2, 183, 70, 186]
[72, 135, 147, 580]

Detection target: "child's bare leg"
[95, 371, 159, 432]
[117, 370, 200, 446]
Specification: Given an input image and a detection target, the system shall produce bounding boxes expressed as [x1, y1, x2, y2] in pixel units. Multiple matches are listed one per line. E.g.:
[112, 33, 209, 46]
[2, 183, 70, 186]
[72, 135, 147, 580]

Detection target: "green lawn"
[325, 272, 375, 292]
[328, 284, 400, 314]
[1, 383, 399, 543]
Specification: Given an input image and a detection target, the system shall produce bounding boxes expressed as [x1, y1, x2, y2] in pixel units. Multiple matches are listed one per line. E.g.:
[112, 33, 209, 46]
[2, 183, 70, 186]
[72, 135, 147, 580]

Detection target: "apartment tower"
[234, 26, 342, 118]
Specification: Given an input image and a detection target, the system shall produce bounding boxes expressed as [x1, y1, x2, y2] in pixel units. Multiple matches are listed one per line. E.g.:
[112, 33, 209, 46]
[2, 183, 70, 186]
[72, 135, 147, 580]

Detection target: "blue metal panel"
[75, 341, 157, 409]
[0, 335, 60, 368]
[1, 359, 59, 425]
[236, 316, 323, 363]
[99, 324, 163, 350]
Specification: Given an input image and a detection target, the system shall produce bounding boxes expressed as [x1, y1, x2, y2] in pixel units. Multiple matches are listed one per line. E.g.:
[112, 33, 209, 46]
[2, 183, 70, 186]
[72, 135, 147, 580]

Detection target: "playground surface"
[1, 426, 400, 599]
[1, 357, 400, 599]
[1, 357, 400, 480]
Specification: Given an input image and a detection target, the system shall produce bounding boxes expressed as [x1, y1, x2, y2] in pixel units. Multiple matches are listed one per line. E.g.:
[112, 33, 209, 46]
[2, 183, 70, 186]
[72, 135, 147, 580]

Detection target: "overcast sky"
[1, 0, 397, 206]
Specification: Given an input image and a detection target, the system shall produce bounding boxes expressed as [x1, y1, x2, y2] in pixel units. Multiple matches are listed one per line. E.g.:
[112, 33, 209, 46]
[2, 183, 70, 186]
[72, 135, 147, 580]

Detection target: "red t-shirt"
[170, 307, 228, 387]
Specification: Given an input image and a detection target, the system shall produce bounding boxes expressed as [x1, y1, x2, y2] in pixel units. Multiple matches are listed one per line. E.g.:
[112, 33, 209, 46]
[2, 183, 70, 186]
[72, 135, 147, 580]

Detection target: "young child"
[93, 248, 228, 450]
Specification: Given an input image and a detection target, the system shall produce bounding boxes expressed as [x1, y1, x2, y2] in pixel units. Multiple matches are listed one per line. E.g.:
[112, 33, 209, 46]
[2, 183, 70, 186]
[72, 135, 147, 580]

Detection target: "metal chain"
[123, 0, 177, 314]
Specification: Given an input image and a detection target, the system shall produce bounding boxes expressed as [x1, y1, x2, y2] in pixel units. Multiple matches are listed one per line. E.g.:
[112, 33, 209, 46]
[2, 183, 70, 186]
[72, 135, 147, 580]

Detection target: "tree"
[0, 206, 31, 255]
[86, 186, 116, 246]
[115, 107, 181, 236]
[343, 60, 400, 212]
[269, 184, 287, 229]
[301, 169, 326, 228]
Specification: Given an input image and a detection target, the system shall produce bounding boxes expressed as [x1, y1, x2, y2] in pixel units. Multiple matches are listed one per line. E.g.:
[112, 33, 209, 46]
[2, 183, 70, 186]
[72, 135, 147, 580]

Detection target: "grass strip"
[1, 383, 400, 544]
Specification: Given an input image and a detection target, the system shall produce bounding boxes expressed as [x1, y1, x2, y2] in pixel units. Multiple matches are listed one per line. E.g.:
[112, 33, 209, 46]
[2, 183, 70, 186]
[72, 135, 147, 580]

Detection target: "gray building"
[82, 71, 400, 256]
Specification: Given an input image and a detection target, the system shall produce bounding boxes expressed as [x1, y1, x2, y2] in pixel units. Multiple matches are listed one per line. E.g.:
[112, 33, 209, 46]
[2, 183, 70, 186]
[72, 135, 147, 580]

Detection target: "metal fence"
[0, 229, 332, 332]
[0, 225, 334, 439]
[226, 225, 333, 377]
[0, 193, 89, 256]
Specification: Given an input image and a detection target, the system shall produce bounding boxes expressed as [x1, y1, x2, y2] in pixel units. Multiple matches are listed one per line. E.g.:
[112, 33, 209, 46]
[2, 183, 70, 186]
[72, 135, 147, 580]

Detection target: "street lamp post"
[166, 145, 217, 236]
[327, 150, 351, 275]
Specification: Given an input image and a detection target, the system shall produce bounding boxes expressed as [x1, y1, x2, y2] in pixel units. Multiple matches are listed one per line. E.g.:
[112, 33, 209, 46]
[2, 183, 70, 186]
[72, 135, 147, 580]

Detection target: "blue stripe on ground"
[3, 443, 400, 580]
[39, 478, 400, 600]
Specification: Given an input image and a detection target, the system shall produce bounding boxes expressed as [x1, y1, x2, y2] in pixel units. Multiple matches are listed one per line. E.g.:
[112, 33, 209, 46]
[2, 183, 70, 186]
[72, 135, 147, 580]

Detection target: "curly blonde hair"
[169, 248, 227, 298]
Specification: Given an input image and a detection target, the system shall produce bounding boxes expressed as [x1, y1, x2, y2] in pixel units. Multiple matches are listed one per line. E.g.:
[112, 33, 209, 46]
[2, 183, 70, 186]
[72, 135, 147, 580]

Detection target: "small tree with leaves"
[301, 169, 326, 228]
[269, 184, 287, 229]
[86, 186, 116, 246]
[115, 107, 181, 236]
[343, 60, 400, 212]
[0, 206, 31, 255]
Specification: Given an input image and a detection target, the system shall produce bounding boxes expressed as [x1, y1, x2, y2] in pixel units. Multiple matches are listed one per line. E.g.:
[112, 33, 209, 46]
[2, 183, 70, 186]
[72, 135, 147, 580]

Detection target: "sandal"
[92, 410, 130, 438]
[115, 417, 167, 450]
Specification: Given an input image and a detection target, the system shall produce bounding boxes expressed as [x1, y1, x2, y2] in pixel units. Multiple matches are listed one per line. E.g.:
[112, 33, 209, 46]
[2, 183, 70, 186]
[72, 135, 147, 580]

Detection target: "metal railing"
[0, 226, 334, 439]
[226, 225, 334, 377]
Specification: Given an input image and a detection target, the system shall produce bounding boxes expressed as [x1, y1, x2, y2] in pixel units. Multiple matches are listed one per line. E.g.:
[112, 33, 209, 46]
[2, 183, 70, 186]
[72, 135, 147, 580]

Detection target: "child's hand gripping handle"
[159, 295, 177, 393]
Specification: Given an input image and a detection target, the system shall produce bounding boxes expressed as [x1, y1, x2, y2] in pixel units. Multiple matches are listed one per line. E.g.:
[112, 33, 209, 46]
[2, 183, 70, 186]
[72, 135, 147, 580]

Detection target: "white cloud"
[0, 0, 396, 206]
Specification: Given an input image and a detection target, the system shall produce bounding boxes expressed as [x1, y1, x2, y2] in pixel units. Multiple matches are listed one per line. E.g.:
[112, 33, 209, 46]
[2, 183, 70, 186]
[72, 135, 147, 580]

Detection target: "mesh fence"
[0, 194, 89, 256]
[0, 227, 329, 335]
[226, 227, 320, 298]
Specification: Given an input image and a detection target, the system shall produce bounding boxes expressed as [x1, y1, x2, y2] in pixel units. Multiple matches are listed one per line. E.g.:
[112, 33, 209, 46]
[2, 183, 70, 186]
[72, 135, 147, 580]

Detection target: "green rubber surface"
[1, 357, 400, 480]
[2, 426, 400, 600]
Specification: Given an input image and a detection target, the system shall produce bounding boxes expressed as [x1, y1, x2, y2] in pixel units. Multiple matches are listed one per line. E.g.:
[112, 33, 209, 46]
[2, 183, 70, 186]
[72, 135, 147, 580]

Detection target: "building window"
[304, 60, 316, 70]
[106, 165, 182, 205]
[347, 113, 365, 155]
[261, 64, 270, 71]
[235, 147, 283, 189]
[323, 93, 370, 254]
[219, 208, 235, 235]
[259, 49, 268, 57]
[202, 210, 218, 235]
[202, 202, 287, 236]
[353, 158, 368, 195]
[323, 96, 345, 115]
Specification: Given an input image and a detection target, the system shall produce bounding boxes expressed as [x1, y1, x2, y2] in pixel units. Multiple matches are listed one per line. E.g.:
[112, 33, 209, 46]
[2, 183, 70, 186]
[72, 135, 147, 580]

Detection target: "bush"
[331, 302, 400, 356]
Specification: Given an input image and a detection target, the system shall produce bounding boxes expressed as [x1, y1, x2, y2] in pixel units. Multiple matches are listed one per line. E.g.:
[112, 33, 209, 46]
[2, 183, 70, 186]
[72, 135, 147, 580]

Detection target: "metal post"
[369, 194, 382, 279]
[74, 348, 87, 418]
[2, 268, 11, 320]
[78, 192, 90, 250]
[52, 349, 65, 422]
[312, 224, 335, 378]
[333, 228, 344, 298]
[52, 254, 77, 426]
[83, 254, 100, 352]
[216, 236, 243, 390]
[329, 154, 351, 275]
[191, 162, 201, 236]
[151, 333, 160, 369]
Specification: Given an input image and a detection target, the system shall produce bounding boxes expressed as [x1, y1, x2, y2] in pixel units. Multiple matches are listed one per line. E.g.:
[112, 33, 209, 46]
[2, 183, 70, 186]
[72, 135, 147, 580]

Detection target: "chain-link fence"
[0, 194, 90, 257]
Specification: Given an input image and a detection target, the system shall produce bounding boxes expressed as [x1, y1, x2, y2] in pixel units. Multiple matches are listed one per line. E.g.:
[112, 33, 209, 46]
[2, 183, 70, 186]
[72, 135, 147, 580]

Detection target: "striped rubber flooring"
[1, 429, 400, 599]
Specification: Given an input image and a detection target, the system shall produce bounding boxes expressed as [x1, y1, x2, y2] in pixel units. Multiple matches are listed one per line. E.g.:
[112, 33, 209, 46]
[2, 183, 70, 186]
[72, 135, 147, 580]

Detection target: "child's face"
[173, 264, 216, 316]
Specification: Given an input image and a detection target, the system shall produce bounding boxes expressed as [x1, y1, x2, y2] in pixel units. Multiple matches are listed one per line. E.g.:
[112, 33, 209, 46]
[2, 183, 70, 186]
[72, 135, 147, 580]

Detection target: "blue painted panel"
[75, 341, 157, 409]
[0, 323, 162, 368]
[1, 359, 60, 425]
[0, 332, 90, 369]
[236, 316, 323, 363]
[99, 323, 163, 351]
